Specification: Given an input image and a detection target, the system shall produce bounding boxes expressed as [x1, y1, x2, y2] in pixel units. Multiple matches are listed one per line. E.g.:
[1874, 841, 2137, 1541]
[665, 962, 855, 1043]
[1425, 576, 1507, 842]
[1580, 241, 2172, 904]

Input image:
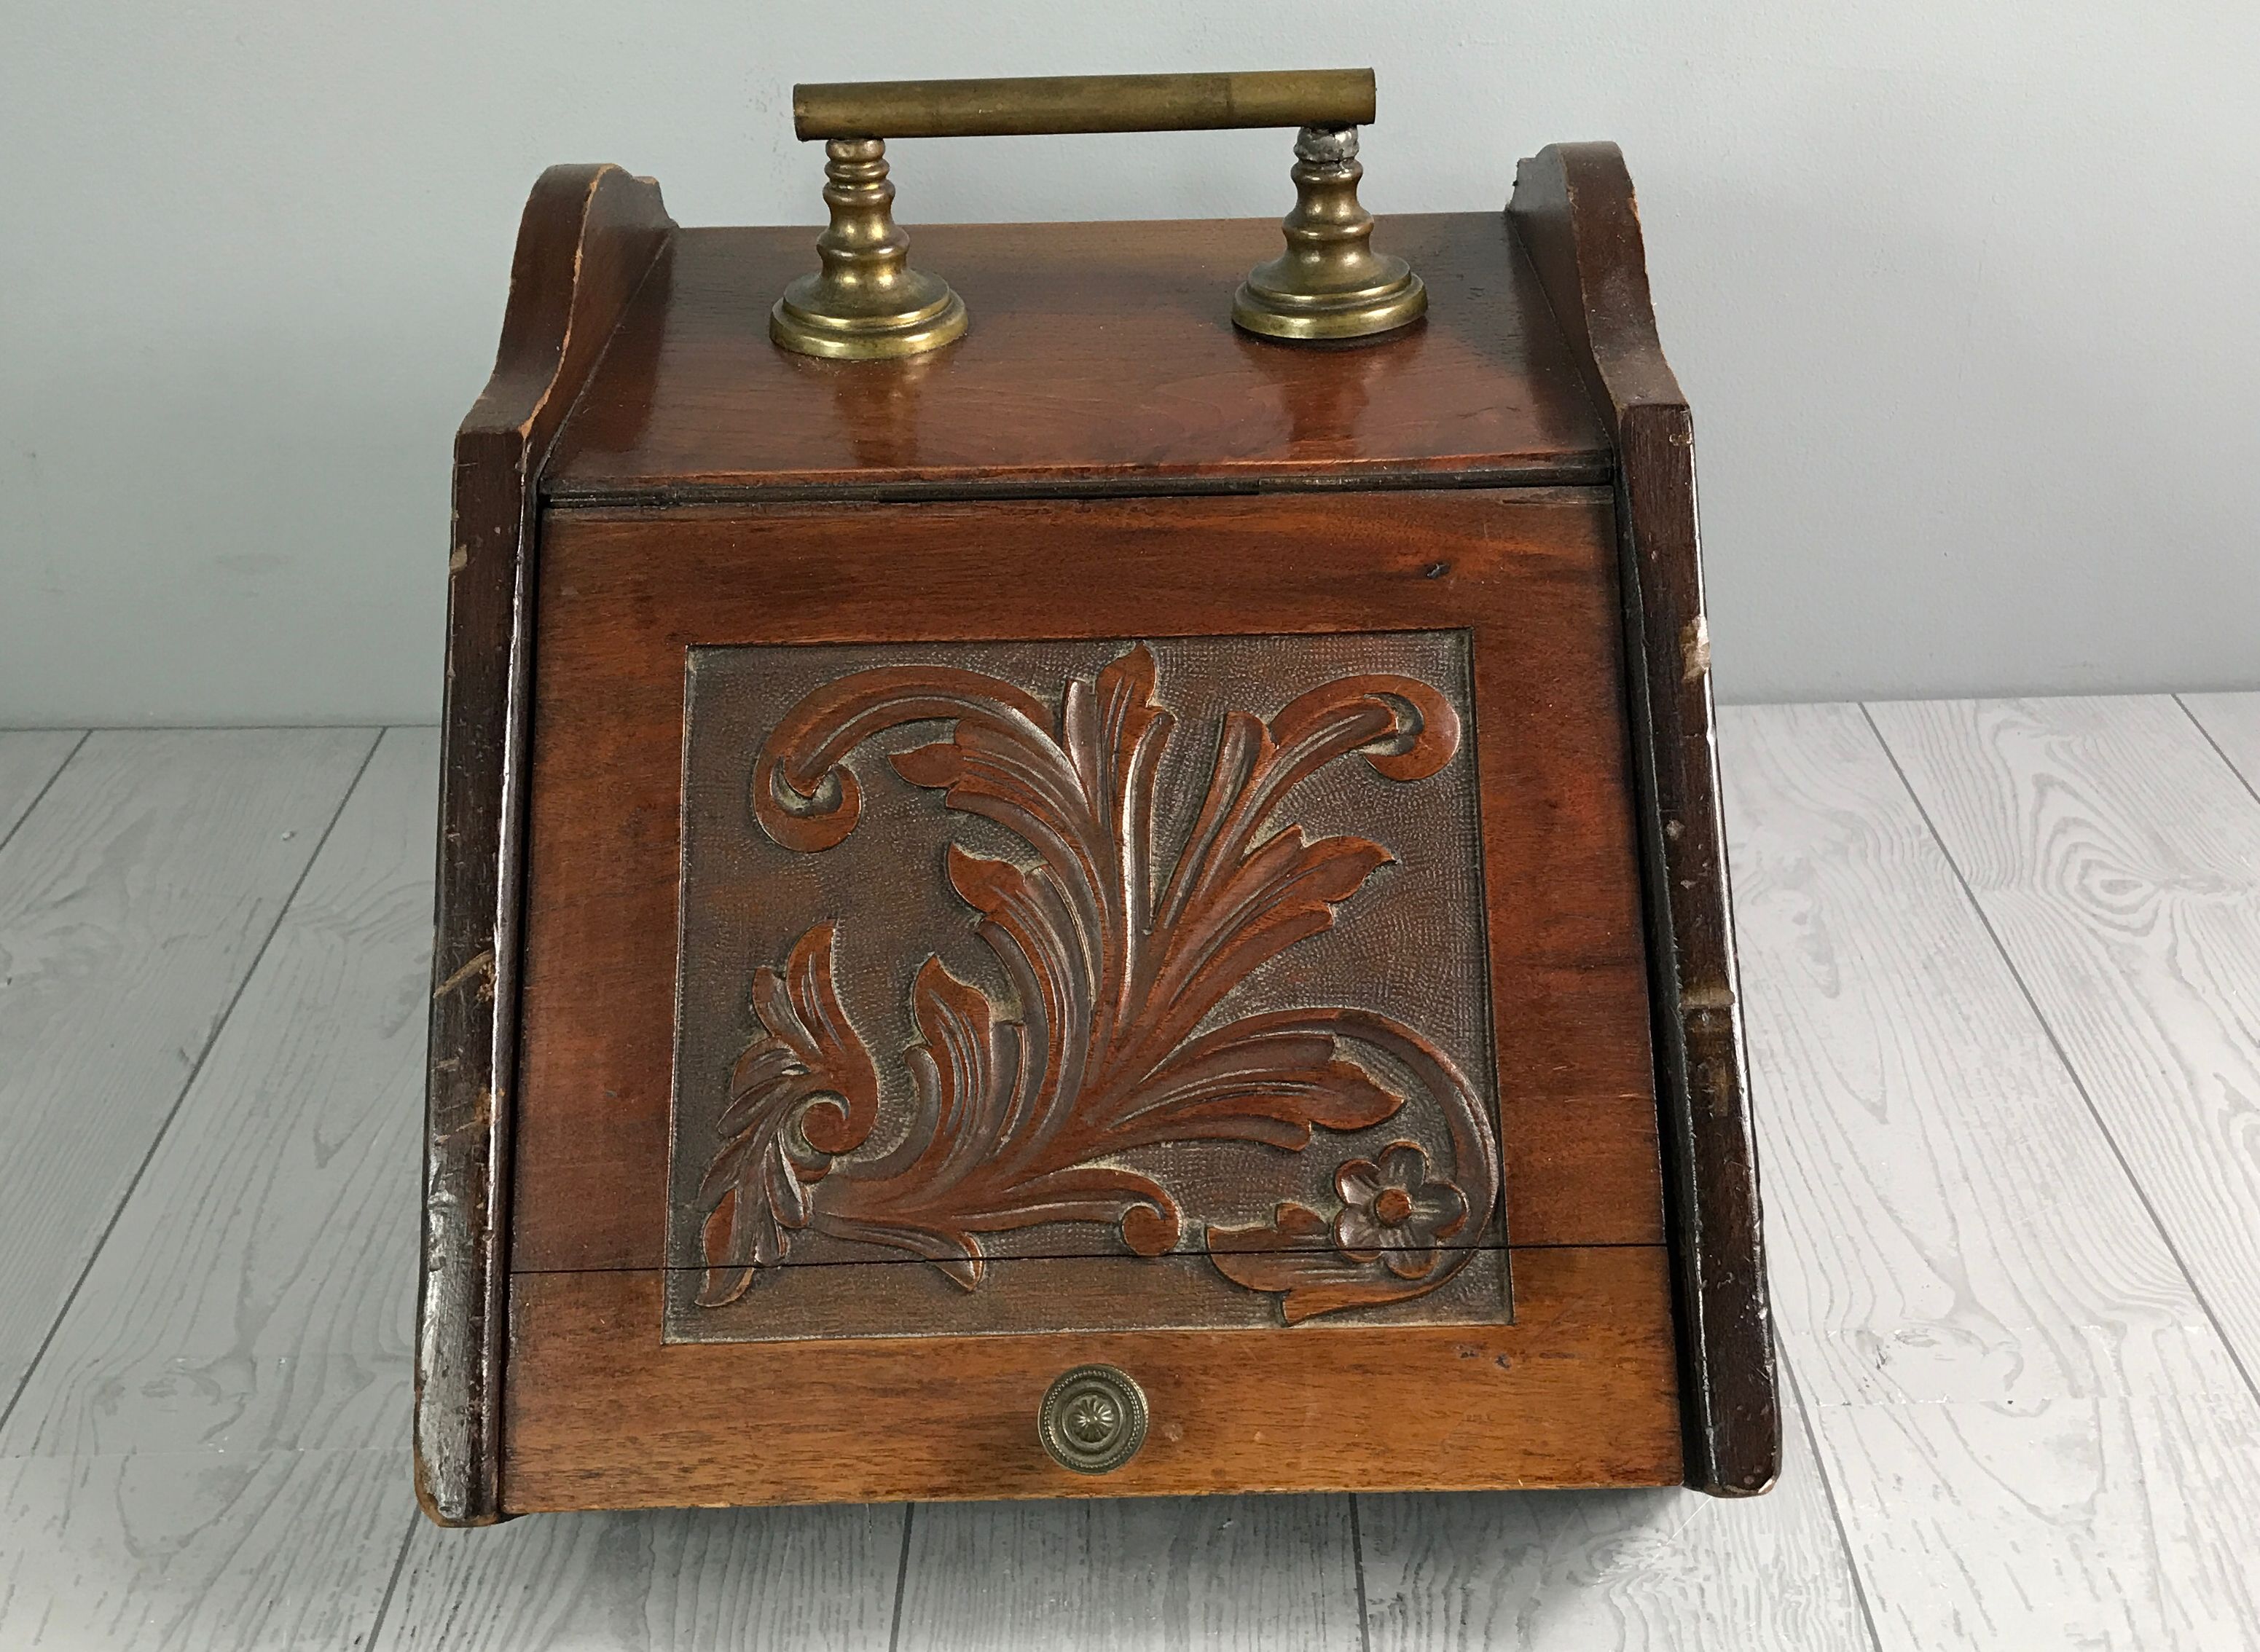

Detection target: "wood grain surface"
[1806, 1332, 2260, 1649]
[897, 1495, 1360, 1652]
[0, 728, 376, 1414]
[0, 730, 434, 1458]
[1870, 696, 2260, 1389]
[541, 213, 1609, 502]
[501, 1246, 1681, 1511]
[375, 1500, 902, 1651]
[1356, 1388, 1870, 1651]
[0, 1447, 407, 1651]
[1722, 701, 2260, 1648]
[1725, 703, 2206, 1406]
[0, 731, 83, 843]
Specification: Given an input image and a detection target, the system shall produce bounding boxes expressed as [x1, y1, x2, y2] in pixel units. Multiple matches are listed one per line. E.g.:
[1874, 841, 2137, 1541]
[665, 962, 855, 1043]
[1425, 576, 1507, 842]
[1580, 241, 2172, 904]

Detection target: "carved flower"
[1064, 1391, 1120, 1446]
[1333, 1142, 1466, 1277]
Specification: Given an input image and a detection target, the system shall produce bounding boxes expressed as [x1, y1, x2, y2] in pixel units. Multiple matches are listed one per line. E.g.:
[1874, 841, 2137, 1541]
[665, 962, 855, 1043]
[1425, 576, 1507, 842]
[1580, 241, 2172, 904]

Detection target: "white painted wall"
[3, 2, 2253, 723]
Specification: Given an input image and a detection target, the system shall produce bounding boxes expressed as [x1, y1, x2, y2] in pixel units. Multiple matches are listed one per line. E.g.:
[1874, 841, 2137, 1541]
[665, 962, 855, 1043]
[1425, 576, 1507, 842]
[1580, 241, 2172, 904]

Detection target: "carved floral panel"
[666, 632, 1507, 1342]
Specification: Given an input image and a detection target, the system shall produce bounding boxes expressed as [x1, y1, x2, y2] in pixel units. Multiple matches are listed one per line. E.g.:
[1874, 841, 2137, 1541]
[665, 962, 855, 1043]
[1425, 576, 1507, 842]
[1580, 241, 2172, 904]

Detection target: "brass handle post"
[769, 68, 1424, 359]
[793, 69, 1374, 141]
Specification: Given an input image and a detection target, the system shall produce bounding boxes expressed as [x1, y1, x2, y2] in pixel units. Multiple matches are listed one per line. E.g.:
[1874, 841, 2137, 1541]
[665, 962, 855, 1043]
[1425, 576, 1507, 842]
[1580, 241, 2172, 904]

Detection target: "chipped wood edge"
[419, 162, 675, 1526]
[1507, 141, 1781, 1495]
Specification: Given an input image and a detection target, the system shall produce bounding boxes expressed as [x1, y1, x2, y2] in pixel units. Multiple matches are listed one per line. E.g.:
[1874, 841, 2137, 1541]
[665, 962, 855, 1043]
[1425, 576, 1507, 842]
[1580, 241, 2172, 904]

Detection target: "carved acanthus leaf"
[694, 922, 878, 1305]
[700, 642, 1501, 1324]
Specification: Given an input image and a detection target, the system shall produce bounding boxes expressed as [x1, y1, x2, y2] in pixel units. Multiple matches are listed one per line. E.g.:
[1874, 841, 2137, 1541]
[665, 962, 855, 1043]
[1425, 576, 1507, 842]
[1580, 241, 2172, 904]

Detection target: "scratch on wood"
[435, 1087, 495, 1146]
[434, 948, 496, 1003]
[1680, 614, 1711, 684]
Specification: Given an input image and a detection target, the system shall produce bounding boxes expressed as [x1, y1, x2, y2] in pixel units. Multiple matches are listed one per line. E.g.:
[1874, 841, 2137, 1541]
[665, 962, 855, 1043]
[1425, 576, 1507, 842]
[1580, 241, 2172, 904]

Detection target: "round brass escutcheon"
[1038, 1364, 1149, 1475]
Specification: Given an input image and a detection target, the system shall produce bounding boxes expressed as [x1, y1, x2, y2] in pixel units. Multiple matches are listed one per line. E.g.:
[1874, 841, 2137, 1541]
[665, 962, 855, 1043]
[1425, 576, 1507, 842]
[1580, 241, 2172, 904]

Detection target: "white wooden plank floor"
[0, 696, 2253, 1650]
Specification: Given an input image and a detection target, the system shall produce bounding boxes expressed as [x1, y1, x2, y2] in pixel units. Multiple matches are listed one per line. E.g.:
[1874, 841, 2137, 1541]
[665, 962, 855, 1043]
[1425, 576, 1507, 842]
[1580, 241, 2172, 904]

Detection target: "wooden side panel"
[420, 163, 673, 1527]
[502, 1246, 1681, 1509]
[1510, 142, 1780, 1495]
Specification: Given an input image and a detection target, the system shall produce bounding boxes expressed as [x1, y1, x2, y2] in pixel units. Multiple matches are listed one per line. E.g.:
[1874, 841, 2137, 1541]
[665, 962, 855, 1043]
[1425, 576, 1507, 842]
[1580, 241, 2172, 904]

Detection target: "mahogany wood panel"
[1509, 142, 1778, 1495]
[421, 163, 673, 1527]
[420, 149, 1776, 1516]
[501, 1245, 1681, 1509]
[541, 213, 1612, 503]
[512, 488, 1664, 1286]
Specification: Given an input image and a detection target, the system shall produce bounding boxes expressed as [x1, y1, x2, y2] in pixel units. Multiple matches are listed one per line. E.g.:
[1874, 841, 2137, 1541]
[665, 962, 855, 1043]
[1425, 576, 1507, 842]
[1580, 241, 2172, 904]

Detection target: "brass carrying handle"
[793, 68, 1376, 141]
[769, 68, 1425, 360]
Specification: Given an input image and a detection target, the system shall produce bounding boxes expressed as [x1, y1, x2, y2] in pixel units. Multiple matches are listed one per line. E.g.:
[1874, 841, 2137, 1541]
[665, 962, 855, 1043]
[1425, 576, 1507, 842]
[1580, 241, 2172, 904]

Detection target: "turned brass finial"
[769, 138, 968, 361]
[1233, 125, 1427, 342]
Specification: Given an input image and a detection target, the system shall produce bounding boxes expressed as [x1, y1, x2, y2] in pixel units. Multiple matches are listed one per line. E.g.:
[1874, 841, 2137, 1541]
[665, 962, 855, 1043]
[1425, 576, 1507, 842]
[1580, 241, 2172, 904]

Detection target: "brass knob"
[1038, 1364, 1148, 1474]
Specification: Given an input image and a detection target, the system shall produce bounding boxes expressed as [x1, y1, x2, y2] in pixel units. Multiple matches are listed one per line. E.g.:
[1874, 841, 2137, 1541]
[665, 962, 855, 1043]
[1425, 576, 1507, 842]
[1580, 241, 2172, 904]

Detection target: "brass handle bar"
[793, 68, 1376, 141]
[771, 66, 1422, 358]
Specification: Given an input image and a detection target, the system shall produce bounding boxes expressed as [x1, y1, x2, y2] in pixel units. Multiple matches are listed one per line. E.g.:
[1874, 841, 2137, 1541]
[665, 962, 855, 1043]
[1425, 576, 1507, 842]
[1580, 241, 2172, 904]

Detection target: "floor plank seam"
[0, 728, 385, 1440]
[2176, 693, 2260, 813]
[0, 723, 412, 735]
[0, 1444, 409, 1464]
[1348, 1492, 1373, 1652]
[0, 731, 89, 860]
[359, 1509, 420, 1652]
[887, 1501, 914, 1652]
[1783, 1354, 1886, 1652]
[1859, 701, 2260, 1415]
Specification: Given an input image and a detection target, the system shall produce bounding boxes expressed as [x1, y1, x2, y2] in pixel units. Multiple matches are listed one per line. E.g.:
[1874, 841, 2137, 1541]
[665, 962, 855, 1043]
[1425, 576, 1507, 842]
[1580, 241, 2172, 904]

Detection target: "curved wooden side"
[1507, 142, 1780, 1495]
[419, 163, 674, 1525]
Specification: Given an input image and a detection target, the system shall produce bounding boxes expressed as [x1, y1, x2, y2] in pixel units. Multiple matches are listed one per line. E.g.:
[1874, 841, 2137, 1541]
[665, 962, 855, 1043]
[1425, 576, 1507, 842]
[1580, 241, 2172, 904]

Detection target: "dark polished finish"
[419, 141, 1773, 1519]
[420, 163, 673, 1527]
[1510, 141, 1781, 1496]
[541, 213, 1610, 501]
